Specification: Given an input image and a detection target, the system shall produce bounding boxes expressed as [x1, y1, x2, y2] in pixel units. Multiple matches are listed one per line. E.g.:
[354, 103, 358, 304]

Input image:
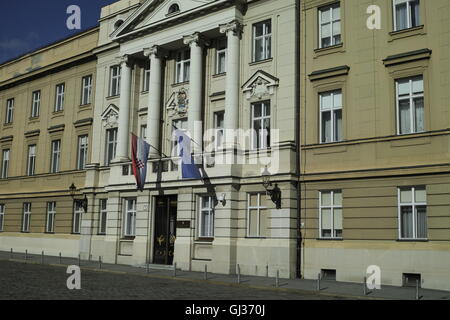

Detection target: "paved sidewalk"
[0, 250, 448, 300]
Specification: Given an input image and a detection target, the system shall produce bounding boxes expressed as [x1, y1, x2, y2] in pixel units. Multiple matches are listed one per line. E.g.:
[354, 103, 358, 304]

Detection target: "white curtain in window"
[396, 3, 407, 30]
[401, 206, 413, 238]
[399, 100, 411, 134]
[416, 206, 427, 239]
[414, 97, 424, 132]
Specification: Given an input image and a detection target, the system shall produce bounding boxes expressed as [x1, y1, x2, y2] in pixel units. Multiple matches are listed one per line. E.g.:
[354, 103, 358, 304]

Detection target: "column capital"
[219, 20, 243, 37]
[183, 32, 209, 47]
[118, 54, 133, 68]
[143, 45, 167, 59]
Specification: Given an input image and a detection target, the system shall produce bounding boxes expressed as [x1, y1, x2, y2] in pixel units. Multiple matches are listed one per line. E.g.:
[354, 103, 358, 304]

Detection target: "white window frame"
[5, 98, 14, 124]
[46, 202, 56, 233]
[124, 198, 137, 237]
[55, 83, 65, 112]
[251, 101, 271, 150]
[214, 111, 225, 150]
[77, 135, 89, 170]
[398, 186, 427, 240]
[109, 65, 121, 97]
[140, 125, 147, 140]
[22, 203, 31, 233]
[143, 61, 151, 92]
[105, 128, 118, 166]
[0, 204, 4, 232]
[73, 201, 83, 234]
[81, 75, 92, 105]
[393, 0, 420, 31]
[246, 193, 268, 238]
[253, 20, 272, 62]
[27, 145, 36, 176]
[396, 76, 424, 135]
[319, 90, 343, 144]
[198, 196, 215, 238]
[1, 149, 9, 179]
[31, 91, 41, 118]
[99, 199, 108, 235]
[319, 190, 343, 239]
[318, 3, 342, 49]
[50, 140, 61, 173]
[216, 38, 227, 74]
[175, 49, 190, 84]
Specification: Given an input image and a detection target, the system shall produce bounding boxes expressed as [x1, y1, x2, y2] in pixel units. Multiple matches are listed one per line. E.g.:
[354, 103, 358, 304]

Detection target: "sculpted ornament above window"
[101, 104, 120, 128]
[242, 70, 279, 101]
[166, 88, 189, 117]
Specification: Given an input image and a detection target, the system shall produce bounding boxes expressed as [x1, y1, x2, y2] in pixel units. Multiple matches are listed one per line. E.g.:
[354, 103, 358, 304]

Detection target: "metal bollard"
[78, 254, 81, 267]
[173, 263, 177, 277]
[59, 252, 62, 265]
[266, 265, 269, 278]
[89, 254, 92, 261]
[41, 251, 44, 264]
[25, 249, 28, 260]
[317, 273, 321, 291]
[146, 263, 150, 274]
[276, 270, 279, 288]
[99, 256, 102, 269]
[10, 248, 13, 259]
[363, 277, 367, 295]
[204, 265, 208, 280]
[237, 264, 241, 284]
[416, 280, 420, 300]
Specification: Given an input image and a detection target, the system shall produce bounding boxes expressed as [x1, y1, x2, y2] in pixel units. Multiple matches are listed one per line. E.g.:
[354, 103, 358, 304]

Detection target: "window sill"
[317, 238, 344, 241]
[245, 236, 267, 239]
[397, 239, 428, 242]
[196, 237, 214, 242]
[121, 236, 135, 241]
[3, 123, 13, 128]
[28, 117, 40, 122]
[249, 58, 273, 66]
[106, 95, 120, 100]
[97, 233, 106, 236]
[79, 103, 92, 108]
[51, 111, 64, 118]
[314, 43, 344, 58]
[389, 25, 425, 42]
[140, 90, 149, 95]
[172, 81, 190, 88]
[212, 72, 226, 78]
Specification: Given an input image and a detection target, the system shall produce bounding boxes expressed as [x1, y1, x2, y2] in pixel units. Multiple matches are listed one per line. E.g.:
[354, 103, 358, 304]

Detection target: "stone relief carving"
[101, 104, 119, 128]
[167, 88, 189, 117]
[242, 70, 280, 101]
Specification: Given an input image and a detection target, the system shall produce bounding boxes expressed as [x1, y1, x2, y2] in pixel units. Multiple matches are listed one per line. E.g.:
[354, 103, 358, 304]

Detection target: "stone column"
[115, 55, 133, 162]
[144, 46, 163, 158]
[220, 21, 243, 148]
[183, 32, 205, 154]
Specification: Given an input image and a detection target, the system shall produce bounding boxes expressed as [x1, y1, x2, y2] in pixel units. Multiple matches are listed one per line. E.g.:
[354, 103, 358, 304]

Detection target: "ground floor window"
[99, 199, 108, 235]
[0, 204, 4, 232]
[22, 203, 31, 232]
[73, 202, 83, 234]
[247, 193, 269, 238]
[124, 198, 137, 237]
[319, 190, 343, 239]
[46, 202, 56, 233]
[198, 196, 215, 238]
[398, 186, 427, 240]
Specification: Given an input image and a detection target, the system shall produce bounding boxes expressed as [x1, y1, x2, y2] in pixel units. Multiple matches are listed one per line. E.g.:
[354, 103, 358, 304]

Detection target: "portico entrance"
[153, 195, 178, 265]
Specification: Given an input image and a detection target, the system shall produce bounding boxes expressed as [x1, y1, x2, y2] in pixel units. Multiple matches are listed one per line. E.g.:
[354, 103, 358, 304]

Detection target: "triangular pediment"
[112, 0, 218, 40]
[242, 70, 279, 100]
[101, 104, 120, 128]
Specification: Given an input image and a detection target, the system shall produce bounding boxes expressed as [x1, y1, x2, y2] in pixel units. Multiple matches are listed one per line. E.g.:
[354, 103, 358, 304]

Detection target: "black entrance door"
[153, 196, 177, 265]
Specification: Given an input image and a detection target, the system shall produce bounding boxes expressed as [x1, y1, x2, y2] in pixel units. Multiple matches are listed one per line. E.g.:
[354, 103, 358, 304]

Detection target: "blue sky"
[0, 0, 118, 64]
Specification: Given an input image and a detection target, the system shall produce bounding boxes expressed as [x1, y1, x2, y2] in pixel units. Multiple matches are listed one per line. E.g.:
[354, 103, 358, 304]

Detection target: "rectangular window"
[319, 190, 343, 239]
[109, 65, 121, 96]
[46, 202, 56, 233]
[216, 38, 227, 74]
[105, 128, 118, 166]
[22, 203, 31, 233]
[140, 125, 147, 140]
[55, 83, 65, 112]
[319, 3, 341, 48]
[31, 91, 41, 118]
[1, 149, 9, 179]
[172, 118, 188, 157]
[73, 201, 83, 234]
[175, 49, 190, 83]
[5, 98, 14, 124]
[253, 20, 272, 62]
[320, 90, 343, 143]
[50, 140, 61, 173]
[27, 145, 37, 176]
[124, 198, 137, 237]
[396, 76, 424, 135]
[99, 199, 108, 235]
[394, 0, 420, 31]
[81, 75, 92, 105]
[0, 204, 4, 232]
[77, 135, 89, 170]
[199, 196, 215, 238]
[247, 193, 269, 238]
[214, 111, 225, 150]
[398, 187, 427, 240]
[251, 101, 271, 150]
[143, 61, 151, 92]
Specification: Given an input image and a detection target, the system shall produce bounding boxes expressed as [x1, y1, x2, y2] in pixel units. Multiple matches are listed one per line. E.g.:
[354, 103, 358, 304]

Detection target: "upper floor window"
[396, 76, 424, 135]
[175, 49, 190, 83]
[216, 38, 227, 74]
[5, 98, 14, 124]
[50, 140, 61, 173]
[99, 199, 108, 235]
[143, 61, 151, 92]
[398, 186, 427, 240]
[105, 128, 118, 166]
[247, 193, 269, 238]
[214, 111, 225, 150]
[319, 190, 343, 239]
[1, 149, 9, 179]
[140, 125, 147, 140]
[27, 145, 37, 176]
[0, 204, 4, 232]
[22, 203, 31, 233]
[168, 3, 180, 15]
[55, 83, 65, 112]
[81, 75, 92, 105]
[251, 101, 271, 150]
[198, 196, 215, 238]
[124, 198, 137, 237]
[77, 135, 89, 170]
[109, 65, 121, 97]
[319, 3, 341, 49]
[394, 0, 420, 31]
[253, 20, 272, 62]
[46, 202, 56, 233]
[31, 91, 41, 118]
[320, 90, 343, 143]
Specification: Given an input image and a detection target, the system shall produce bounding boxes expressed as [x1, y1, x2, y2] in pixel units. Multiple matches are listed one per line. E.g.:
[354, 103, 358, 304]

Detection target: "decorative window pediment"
[101, 104, 119, 128]
[242, 70, 279, 100]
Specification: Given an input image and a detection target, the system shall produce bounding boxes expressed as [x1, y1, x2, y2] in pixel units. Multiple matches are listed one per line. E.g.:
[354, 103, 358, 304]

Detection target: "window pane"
[321, 208, 332, 235]
[333, 192, 342, 206]
[321, 93, 332, 110]
[321, 192, 331, 206]
[398, 79, 410, 96]
[334, 109, 342, 142]
[400, 189, 412, 203]
[396, 3, 408, 30]
[412, 77, 423, 94]
[332, 21, 341, 38]
[416, 206, 427, 239]
[320, 8, 330, 23]
[255, 23, 264, 37]
[260, 208, 269, 237]
[249, 194, 258, 207]
[255, 38, 264, 61]
[415, 187, 426, 203]
[249, 209, 258, 236]
[333, 6, 340, 20]
[321, 23, 331, 39]
[414, 97, 424, 132]
[321, 111, 331, 143]
[410, 0, 420, 27]
[401, 206, 414, 238]
[333, 208, 343, 235]
[399, 99, 411, 134]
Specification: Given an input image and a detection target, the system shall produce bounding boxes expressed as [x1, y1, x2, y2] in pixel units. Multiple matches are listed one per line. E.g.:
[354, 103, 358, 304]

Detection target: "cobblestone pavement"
[0, 261, 345, 300]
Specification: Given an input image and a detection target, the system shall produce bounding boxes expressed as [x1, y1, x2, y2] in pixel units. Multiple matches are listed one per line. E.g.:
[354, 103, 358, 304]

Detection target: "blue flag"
[175, 130, 202, 180]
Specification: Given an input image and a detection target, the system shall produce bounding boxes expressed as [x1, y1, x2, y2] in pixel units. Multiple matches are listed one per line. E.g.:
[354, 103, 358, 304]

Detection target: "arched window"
[168, 4, 180, 15]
